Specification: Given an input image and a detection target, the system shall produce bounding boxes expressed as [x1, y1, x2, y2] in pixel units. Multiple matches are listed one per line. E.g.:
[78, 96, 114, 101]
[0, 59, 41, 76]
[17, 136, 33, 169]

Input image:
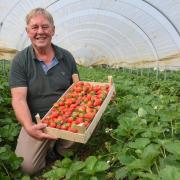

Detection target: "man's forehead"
[28, 15, 50, 25]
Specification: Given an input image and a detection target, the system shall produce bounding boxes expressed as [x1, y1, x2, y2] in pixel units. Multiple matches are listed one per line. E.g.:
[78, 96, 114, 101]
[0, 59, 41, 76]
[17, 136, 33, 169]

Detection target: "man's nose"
[37, 26, 44, 33]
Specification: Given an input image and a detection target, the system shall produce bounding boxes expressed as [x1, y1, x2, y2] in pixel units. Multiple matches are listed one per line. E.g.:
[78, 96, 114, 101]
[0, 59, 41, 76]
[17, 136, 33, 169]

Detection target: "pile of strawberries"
[42, 81, 110, 133]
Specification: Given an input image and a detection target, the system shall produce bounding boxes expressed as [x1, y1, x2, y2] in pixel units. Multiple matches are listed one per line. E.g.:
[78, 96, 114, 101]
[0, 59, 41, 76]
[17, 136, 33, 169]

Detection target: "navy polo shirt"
[9, 44, 79, 120]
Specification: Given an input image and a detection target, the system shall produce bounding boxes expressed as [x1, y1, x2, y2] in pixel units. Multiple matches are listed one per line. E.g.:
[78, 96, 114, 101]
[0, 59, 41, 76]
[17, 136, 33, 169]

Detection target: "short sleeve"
[9, 54, 27, 88]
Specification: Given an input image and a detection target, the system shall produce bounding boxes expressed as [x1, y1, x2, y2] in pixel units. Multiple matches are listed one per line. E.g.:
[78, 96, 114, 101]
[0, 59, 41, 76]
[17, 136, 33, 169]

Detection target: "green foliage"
[1, 66, 180, 179]
[0, 75, 23, 179]
[42, 156, 109, 180]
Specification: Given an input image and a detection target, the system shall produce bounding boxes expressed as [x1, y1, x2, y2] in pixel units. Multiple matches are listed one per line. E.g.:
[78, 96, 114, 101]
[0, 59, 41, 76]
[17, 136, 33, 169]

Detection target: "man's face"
[26, 14, 55, 49]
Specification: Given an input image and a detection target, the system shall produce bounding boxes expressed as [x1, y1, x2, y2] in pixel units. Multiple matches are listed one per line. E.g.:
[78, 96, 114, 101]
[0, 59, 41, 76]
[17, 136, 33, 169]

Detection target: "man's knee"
[21, 158, 44, 175]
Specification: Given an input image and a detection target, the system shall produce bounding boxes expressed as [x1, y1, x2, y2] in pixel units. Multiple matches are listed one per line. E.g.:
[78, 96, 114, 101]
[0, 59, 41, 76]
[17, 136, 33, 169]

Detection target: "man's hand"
[26, 123, 57, 140]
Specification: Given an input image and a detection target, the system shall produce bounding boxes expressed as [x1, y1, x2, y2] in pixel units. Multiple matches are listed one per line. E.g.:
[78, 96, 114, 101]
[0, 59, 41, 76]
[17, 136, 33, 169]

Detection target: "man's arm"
[11, 87, 57, 140]
[11, 87, 33, 129]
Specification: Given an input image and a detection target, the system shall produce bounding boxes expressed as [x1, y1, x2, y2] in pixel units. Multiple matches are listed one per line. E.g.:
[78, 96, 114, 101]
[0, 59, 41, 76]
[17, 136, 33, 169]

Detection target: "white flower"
[105, 128, 113, 133]
[154, 106, 158, 110]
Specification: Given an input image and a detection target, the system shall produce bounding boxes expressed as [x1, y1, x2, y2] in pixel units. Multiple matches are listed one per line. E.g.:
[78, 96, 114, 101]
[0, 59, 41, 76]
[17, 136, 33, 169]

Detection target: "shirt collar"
[30, 43, 64, 61]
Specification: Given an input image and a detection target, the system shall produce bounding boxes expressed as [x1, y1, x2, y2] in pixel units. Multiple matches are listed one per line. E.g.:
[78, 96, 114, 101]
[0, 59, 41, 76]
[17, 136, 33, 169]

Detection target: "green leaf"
[141, 126, 163, 138]
[138, 107, 147, 117]
[128, 138, 150, 149]
[0, 118, 14, 125]
[118, 154, 136, 165]
[9, 154, 23, 170]
[141, 144, 160, 165]
[159, 166, 180, 180]
[0, 146, 11, 160]
[127, 159, 146, 170]
[61, 157, 73, 168]
[127, 144, 160, 171]
[84, 156, 98, 172]
[21, 176, 31, 180]
[82, 156, 109, 175]
[0, 124, 20, 141]
[159, 156, 180, 169]
[0, 173, 10, 180]
[164, 141, 180, 158]
[159, 111, 175, 122]
[90, 177, 98, 180]
[0, 145, 22, 170]
[115, 167, 128, 179]
[134, 171, 158, 180]
[43, 168, 66, 179]
[66, 161, 85, 179]
[94, 161, 109, 172]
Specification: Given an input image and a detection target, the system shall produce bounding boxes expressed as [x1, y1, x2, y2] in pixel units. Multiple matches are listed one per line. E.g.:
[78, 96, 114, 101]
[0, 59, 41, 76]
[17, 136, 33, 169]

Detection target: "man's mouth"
[35, 36, 47, 40]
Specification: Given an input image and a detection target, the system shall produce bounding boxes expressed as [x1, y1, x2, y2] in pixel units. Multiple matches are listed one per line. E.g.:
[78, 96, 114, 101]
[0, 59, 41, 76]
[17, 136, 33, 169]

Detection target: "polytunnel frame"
[53, 9, 158, 64]
[18, 17, 140, 63]
[19, 7, 160, 65]
[64, 36, 118, 60]
[2, 0, 180, 48]
[0, 0, 22, 25]
[57, 21, 142, 62]
[53, 8, 160, 65]
[0, 0, 180, 68]
[66, 38, 117, 66]
[143, 0, 180, 38]
[118, 0, 180, 49]
[57, 29, 123, 61]
[49, 0, 180, 53]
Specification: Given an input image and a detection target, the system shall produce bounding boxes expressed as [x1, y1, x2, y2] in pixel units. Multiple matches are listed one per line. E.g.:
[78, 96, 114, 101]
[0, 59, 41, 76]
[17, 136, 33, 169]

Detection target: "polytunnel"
[1, 1, 180, 179]
[0, 0, 180, 69]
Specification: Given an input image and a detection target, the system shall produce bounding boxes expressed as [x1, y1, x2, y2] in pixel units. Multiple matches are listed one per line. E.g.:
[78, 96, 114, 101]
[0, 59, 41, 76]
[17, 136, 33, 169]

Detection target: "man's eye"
[42, 26, 49, 29]
[31, 26, 38, 30]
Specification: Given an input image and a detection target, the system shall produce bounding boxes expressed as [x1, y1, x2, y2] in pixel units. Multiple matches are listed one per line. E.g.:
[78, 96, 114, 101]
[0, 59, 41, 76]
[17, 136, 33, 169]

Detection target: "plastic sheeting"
[0, 0, 180, 69]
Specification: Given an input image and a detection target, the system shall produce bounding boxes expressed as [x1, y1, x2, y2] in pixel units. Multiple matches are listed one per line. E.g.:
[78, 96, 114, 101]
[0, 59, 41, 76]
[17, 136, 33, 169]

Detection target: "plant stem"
[162, 131, 166, 138]
[100, 152, 118, 158]
[171, 120, 174, 137]
[2, 163, 10, 178]
[110, 133, 123, 143]
[148, 168, 153, 174]
[163, 146, 167, 158]
[154, 161, 159, 174]
[160, 147, 166, 158]
[174, 119, 176, 134]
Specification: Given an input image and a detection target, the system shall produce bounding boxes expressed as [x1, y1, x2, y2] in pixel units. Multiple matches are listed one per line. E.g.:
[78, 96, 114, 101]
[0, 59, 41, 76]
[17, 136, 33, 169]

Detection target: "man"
[9, 8, 79, 175]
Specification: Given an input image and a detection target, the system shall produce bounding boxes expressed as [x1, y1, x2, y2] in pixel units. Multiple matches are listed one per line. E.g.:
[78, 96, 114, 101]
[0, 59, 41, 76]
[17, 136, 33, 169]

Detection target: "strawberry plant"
[0, 75, 23, 179]
[42, 156, 110, 179]
[1, 64, 180, 179]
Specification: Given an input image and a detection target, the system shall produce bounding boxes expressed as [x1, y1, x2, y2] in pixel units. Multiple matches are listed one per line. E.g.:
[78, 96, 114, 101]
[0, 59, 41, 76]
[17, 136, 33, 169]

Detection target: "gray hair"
[25, 8, 54, 26]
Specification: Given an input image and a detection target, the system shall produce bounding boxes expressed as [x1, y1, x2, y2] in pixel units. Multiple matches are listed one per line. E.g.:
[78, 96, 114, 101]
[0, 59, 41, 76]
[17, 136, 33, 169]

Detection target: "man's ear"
[52, 25, 55, 36]
[25, 27, 30, 37]
[25, 27, 28, 33]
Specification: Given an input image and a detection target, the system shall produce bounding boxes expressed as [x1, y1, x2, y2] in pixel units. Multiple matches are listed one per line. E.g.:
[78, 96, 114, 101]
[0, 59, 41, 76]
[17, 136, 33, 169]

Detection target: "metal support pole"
[0, 22, 3, 32]
[156, 65, 159, 80]
[141, 69, 143, 76]
[164, 66, 167, 81]
[2, 59, 6, 76]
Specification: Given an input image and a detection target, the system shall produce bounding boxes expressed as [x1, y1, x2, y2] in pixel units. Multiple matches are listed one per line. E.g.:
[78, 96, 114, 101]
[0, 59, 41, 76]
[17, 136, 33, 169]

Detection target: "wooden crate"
[36, 76, 115, 144]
